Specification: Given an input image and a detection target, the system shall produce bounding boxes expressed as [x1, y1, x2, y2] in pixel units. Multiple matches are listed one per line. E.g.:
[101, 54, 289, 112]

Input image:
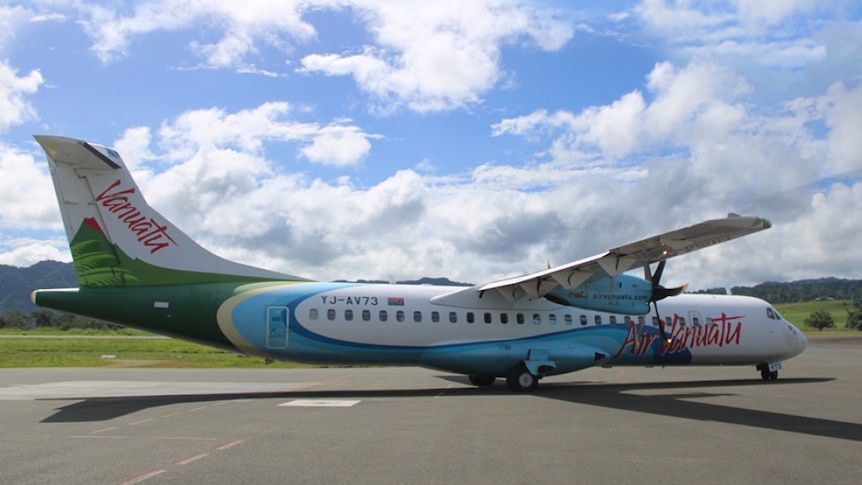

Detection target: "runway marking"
[279, 399, 361, 407]
[188, 406, 208, 412]
[153, 437, 220, 441]
[68, 435, 128, 439]
[127, 418, 152, 426]
[159, 412, 182, 418]
[115, 469, 165, 485]
[88, 426, 117, 434]
[172, 452, 209, 465]
[213, 439, 244, 450]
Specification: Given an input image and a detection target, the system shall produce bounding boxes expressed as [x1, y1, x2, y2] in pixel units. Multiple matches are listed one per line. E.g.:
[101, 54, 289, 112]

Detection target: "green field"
[1, 300, 858, 368]
[0, 333, 308, 368]
[775, 299, 856, 331]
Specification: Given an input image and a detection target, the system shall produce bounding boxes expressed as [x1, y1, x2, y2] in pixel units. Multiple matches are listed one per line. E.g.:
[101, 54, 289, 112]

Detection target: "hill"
[0, 261, 77, 314]
[698, 277, 862, 304]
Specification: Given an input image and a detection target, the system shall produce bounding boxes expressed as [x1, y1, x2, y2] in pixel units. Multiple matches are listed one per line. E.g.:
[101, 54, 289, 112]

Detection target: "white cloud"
[0, 237, 70, 267]
[0, 61, 43, 132]
[75, 0, 573, 112]
[0, 143, 61, 231]
[0, 4, 31, 52]
[634, 0, 838, 69]
[80, 0, 316, 66]
[300, 123, 374, 166]
[153, 102, 375, 167]
[300, 0, 574, 112]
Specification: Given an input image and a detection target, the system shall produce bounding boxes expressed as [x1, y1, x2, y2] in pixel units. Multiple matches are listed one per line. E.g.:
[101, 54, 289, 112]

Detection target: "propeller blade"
[653, 301, 672, 344]
[652, 260, 666, 286]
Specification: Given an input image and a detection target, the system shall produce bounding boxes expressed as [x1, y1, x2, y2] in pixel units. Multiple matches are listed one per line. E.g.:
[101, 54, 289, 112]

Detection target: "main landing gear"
[468, 365, 540, 392]
[506, 364, 539, 392]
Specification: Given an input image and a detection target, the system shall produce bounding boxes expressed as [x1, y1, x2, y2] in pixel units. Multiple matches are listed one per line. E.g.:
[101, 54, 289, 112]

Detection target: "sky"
[1, 0, 861, 291]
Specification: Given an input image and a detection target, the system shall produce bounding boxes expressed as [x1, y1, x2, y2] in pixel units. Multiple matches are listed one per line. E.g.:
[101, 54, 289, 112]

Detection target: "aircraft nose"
[796, 328, 808, 353]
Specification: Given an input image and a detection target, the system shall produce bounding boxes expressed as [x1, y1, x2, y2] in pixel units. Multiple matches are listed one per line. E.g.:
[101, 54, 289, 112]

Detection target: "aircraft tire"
[506, 365, 538, 392]
[468, 375, 496, 387]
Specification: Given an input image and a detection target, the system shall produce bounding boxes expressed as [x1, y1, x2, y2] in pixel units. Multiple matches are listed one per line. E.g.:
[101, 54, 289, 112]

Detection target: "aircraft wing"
[478, 214, 771, 302]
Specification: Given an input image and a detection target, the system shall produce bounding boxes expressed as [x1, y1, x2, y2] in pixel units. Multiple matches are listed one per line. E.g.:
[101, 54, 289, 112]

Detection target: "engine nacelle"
[544, 274, 652, 315]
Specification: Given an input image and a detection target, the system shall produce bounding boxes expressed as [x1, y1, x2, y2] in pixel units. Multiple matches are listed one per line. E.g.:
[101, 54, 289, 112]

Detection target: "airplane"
[30, 135, 808, 392]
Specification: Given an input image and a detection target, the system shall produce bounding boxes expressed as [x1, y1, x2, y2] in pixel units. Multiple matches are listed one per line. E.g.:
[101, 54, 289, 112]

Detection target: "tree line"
[0, 309, 120, 331]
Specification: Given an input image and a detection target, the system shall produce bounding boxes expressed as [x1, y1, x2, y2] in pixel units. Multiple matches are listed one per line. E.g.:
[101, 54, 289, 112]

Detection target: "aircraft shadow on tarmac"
[37, 376, 862, 443]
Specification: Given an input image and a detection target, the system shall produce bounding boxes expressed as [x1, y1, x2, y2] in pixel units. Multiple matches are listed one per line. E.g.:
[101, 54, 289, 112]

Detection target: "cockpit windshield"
[766, 307, 782, 320]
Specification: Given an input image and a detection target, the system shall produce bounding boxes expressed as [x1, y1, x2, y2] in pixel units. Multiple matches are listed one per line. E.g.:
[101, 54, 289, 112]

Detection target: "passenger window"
[516, 313, 525, 324]
[549, 314, 557, 325]
[692, 316, 700, 326]
[431, 311, 440, 323]
[638, 316, 645, 326]
[564, 314, 572, 325]
[652, 316, 659, 326]
[379, 310, 388, 322]
[501, 313, 509, 324]
[533, 314, 541, 325]
[327, 309, 336, 321]
[609, 315, 617, 325]
[449, 311, 457, 323]
[396, 310, 405, 322]
[624, 316, 631, 325]
[595, 315, 602, 325]
[345, 309, 353, 321]
[362, 310, 371, 321]
[580, 314, 587, 326]
[665, 316, 673, 326]
[309, 308, 319, 320]
[467, 312, 475, 324]
[413, 311, 422, 323]
[484, 312, 492, 324]
[679, 317, 686, 327]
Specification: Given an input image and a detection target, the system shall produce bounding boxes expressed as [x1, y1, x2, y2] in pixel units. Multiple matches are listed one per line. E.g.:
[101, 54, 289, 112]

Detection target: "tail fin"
[35, 135, 309, 287]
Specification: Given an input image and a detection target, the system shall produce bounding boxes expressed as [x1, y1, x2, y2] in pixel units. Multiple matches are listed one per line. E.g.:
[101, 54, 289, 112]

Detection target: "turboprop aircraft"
[31, 135, 807, 392]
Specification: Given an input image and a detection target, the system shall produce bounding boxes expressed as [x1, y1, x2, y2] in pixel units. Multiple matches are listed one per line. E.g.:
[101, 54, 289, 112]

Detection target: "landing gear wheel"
[506, 365, 538, 392]
[468, 375, 496, 387]
[760, 367, 779, 380]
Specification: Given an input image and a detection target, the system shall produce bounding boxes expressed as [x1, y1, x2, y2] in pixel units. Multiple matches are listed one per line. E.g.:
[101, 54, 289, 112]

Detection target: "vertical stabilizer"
[35, 135, 309, 286]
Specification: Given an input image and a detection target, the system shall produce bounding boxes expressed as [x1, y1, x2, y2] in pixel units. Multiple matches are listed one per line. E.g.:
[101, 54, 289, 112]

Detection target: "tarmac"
[0, 335, 860, 484]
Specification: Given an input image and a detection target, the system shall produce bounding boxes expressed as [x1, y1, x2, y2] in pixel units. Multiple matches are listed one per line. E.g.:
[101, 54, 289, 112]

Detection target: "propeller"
[644, 260, 688, 344]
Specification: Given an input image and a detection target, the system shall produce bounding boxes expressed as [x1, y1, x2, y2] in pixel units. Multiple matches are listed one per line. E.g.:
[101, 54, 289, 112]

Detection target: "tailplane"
[35, 135, 308, 287]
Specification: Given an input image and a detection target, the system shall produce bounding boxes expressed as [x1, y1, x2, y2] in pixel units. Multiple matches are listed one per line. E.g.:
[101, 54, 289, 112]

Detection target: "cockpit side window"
[766, 307, 779, 320]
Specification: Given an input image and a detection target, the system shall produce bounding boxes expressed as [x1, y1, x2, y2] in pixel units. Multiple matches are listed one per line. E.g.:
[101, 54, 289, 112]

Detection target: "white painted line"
[153, 437, 218, 442]
[115, 469, 165, 485]
[213, 439, 244, 451]
[172, 452, 209, 465]
[279, 399, 361, 408]
[68, 435, 128, 439]
[88, 426, 117, 434]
